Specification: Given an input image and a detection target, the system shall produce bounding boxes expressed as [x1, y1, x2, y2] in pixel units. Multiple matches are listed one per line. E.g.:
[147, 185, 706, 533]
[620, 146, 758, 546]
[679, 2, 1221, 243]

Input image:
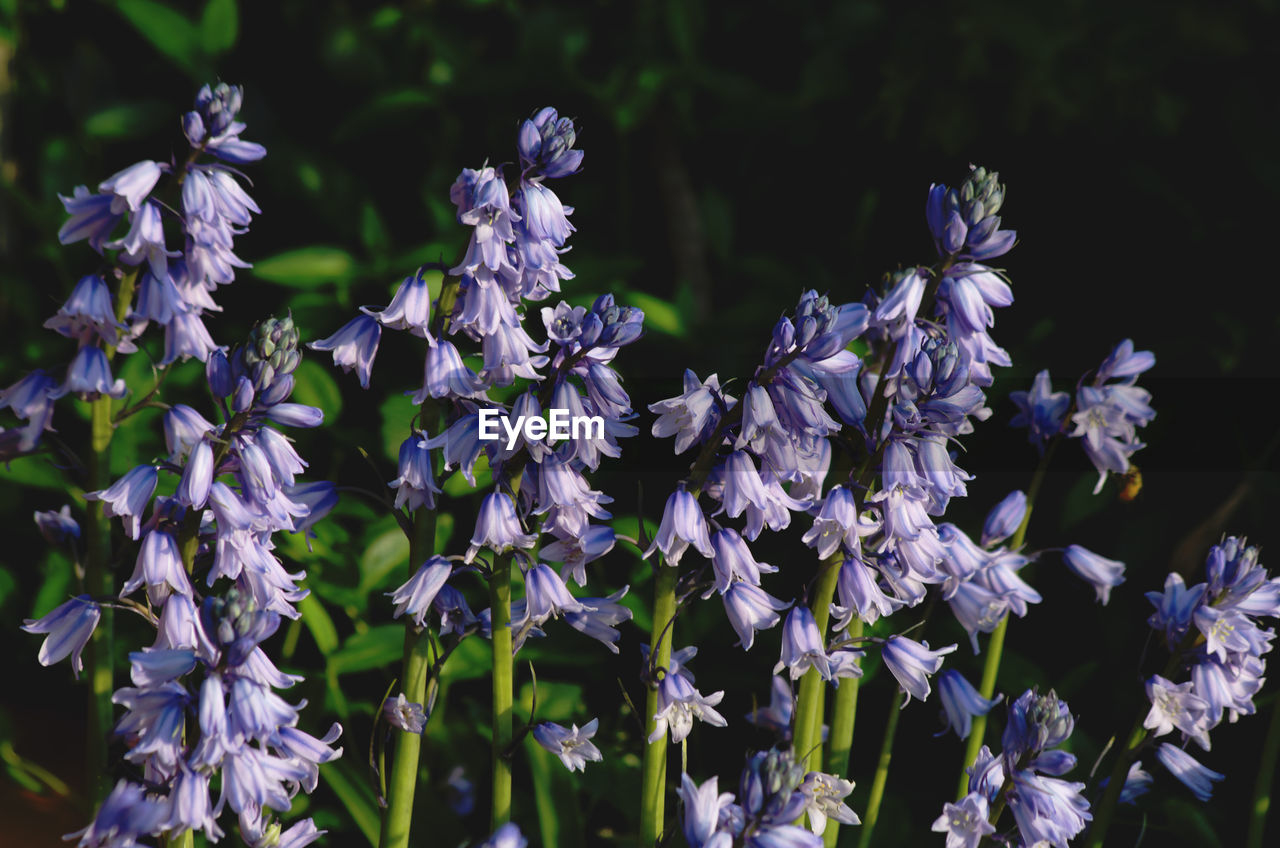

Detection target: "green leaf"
[252, 246, 357, 288]
[623, 291, 685, 336]
[358, 527, 409, 594]
[359, 203, 390, 255]
[380, 393, 419, 461]
[82, 102, 169, 139]
[114, 0, 201, 73]
[298, 594, 339, 654]
[200, 0, 238, 54]
[31, 552, 72, 619]
[0, 455, 68, 492]
[328, 624, 404, 676]
[321, 760, 380, 847]
[291, 359, 343, 423]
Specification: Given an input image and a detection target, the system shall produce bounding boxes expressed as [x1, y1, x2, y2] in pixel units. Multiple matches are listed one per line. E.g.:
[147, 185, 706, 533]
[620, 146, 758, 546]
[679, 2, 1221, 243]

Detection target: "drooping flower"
[21, 595, 100, 678]
[387, 557, 453, 627]
[532, 719, 603, 772]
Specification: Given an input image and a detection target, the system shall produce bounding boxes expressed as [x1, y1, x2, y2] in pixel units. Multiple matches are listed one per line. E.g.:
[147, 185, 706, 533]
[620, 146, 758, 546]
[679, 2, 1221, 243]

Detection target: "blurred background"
[1, 0, 1278, 845]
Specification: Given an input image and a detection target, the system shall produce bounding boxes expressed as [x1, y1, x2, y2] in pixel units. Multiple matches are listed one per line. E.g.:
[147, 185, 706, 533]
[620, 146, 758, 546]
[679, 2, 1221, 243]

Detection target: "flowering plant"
[2, 75, 1275, 848]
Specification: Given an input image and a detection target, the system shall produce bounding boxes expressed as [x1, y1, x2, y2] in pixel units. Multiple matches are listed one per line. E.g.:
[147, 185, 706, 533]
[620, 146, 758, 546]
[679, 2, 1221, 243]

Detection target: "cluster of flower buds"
[942, 689, 1091, 847]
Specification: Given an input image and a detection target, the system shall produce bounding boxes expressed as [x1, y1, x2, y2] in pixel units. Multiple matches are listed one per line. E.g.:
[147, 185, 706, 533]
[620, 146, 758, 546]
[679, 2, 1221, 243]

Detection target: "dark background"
[1, 1, 1278, 845]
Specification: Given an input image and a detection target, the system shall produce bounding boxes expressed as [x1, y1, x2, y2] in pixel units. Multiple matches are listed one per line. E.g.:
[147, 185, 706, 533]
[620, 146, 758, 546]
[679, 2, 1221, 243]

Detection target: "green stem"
[1246, 691, 1280, 848]
[794, 554, 842, 775]
[379, 506, 438, 848]
[83, 394, 114, 806]
[823, 618, 863, 848]
[856, 693, 904, 848]
[639, 562, 678, 847]
[489, 550, 514, 830]
[956, 438, 1057, 798]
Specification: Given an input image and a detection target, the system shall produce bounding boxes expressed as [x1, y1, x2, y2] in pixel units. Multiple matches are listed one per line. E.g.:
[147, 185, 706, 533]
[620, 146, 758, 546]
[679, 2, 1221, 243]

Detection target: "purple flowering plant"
[2, 76, 1277, 848]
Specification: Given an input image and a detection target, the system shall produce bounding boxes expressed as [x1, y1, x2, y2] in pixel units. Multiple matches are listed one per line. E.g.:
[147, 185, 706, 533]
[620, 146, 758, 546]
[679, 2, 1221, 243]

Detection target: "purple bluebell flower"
[931, 792, 995, 848]
[412, 338, 487, 402]
[86, 464, 157, 539]
[1010, 369, 1070, 451]
[709, 528, 777, 594]
[1145, 572, 1207, 649]
[1003, 688, 1074, 759]
[34, 505, 80, 547]
[936, 670, 1001, 739]
[99, 160, 163, 214]
[57, 185, 122, 252]
[388, 557, 452, 627]
[544, 524, 615, 586]
[44, 274, 123, 344]
[64, 779, 167, 847]
[1117, 761, 1155, 805]
[1144, 675, 1211, 749]
[831, 555, 901, 629]
[1, 369, 58, 451]
[389, 433, 440, 511]
[798, 772, 858, 834]
[522, 562, 587, 625]
[980, 489, 1026, 547]
[518, 107, 584, 179]
[774, 606, 831, 681]
[723, 582, 789, 651]
[880, 635, 956, 704]
[21, 595, 100, 678]
[365, 269, 435, 340]
[466, 492, 537, 562]
[1005, 771, 1091, 847]
[649, 671, 728, 743]
[51, 345, 127, 401]
[644, 487, 714, 566]
[384, 693, 428, 733]
[433, 584, 479, 637]
[650, 370, 729, 455]
[801, 486, 877, 560]
[1155, 742, 1224, 801]
[266, 402, 325, 429]
[563, 587, 631, 653]
[533, 719, 603, 772]
[161, 310, 219, 365]
[480, 823, 528, 848]
[945, 579, 1009, 653]
[679, 773, 736, 848]
[163, 404, 215, 462]
[1062, 544, 1125, 603]
[175, 438, 214, 509]
[746, 676, 794, 737]
[309, 314, 381, 389]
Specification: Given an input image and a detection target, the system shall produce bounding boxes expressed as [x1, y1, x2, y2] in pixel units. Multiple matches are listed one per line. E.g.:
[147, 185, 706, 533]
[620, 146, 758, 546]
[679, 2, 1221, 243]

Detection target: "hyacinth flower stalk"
[1085, 537, 1279, 847]
[959, 338, 1156, 796]
[313, 108, 643, 845]
[0, 83, 268, 804]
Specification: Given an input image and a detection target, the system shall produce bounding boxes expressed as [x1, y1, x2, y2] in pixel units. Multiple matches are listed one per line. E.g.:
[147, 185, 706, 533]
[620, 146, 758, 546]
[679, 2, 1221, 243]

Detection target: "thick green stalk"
[83, 394, 114, 805]
[956, 440, 1056, 798]
[1246, 691, 1280, 848]
[639, 563, 678, 847]
[856, 693, 903, 848]
[823, 618, 863, 848]
[793, 554, 842, 774]
[489, 551, 515, 830]
[82, 269, 137, 805]
[379, 506, 437, 848]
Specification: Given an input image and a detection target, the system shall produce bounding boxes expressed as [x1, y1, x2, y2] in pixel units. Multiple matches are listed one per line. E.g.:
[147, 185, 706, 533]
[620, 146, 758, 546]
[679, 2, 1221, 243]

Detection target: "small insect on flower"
[1118, 464, 1143, 502]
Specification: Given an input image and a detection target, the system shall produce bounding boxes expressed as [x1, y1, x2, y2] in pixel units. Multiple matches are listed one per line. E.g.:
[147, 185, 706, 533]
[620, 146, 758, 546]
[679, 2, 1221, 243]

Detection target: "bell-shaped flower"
[1062, 544, 1126, 604]
[880, 635, 955, 704]
[774, 606, 831, 681]
[388, 556, 453, 628]
[532, 719, 602, 772]
[51, 345, 127, 401]
[21, 594, 100, 678]
[365, 269, 435, 340]
[648, 671, 727, 744]
[86, 464, 158, 540]
[643, 487, 713, 566]
[309, 314, 381, 389]
[723, 582, 789, 651]
[936, 670, 1000, 739]
[466, 492, 537, 562]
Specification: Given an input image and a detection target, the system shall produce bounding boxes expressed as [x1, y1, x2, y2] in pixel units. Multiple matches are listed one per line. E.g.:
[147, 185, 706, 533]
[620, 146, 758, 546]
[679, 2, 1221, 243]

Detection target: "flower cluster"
[679, 749, 856, 847]
[1, 84, 265, 463]
[1137, 536, 1277, 799]
[311, 109, 644, 760]
[1012, 339, 1156, 493]
[943, 689, 1091, 847]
